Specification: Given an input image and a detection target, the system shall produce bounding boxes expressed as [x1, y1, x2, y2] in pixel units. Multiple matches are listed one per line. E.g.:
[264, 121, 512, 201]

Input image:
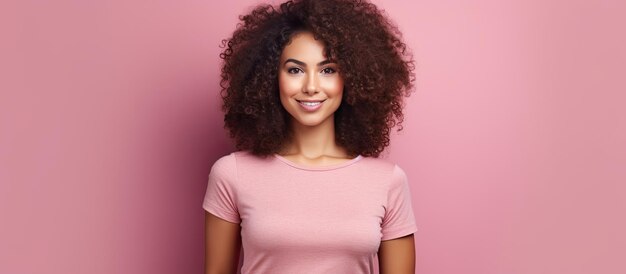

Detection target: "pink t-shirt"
[203, 150, 418, 274]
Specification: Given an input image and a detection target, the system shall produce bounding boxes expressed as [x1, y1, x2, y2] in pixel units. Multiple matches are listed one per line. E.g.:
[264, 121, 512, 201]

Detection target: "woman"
[204, 0, 417, 273]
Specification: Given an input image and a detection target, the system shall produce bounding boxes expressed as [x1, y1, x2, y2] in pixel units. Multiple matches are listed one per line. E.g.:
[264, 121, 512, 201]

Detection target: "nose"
[303, 72, 319, 95]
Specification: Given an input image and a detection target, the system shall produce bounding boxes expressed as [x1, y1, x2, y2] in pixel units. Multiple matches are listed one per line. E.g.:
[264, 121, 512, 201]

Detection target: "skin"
[276, 31, 350, 165]
[205, 212, 241, 274]
[205, 31, 415, 274]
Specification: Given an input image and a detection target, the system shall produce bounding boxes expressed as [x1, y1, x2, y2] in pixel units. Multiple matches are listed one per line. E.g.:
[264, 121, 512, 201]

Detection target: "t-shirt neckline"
[273, 153, 363, 171]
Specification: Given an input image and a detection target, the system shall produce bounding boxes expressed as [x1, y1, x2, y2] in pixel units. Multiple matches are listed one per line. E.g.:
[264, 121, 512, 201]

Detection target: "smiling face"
[278, 31, 344, 129]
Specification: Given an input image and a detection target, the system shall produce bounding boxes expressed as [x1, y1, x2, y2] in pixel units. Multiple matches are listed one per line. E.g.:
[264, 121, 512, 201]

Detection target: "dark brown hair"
[219, 0, 415, 157]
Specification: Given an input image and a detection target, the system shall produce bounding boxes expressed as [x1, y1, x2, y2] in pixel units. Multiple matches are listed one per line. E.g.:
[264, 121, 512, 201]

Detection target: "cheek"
[278, 74, 301, 97]
[321, 77, 344, 97]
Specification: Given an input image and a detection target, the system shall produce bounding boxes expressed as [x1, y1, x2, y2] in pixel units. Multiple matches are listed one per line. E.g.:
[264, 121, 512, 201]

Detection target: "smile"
[296, 100, 326, 111]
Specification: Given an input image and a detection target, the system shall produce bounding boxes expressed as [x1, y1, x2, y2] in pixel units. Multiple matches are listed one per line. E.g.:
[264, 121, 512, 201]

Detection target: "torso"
[203, 150, 418, 273]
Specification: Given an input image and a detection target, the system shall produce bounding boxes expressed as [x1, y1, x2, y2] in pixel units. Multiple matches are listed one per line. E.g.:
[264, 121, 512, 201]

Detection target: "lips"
[296, 99, 326, 111]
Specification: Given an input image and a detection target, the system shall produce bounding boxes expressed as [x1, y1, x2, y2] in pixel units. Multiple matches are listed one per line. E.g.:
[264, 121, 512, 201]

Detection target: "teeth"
[300, 101, 322, 106]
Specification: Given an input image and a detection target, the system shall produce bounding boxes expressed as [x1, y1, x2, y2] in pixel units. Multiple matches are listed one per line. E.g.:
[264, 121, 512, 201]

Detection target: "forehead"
[280, 31, 328, 62]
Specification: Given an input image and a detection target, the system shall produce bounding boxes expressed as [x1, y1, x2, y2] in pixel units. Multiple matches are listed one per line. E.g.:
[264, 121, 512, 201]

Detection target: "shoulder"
[358, 156, 403, 175]
[212, 151, 240, 168]
[358, 156, 409, 188]
[210, 150, 270, 174]
[209, 152, 237, 180]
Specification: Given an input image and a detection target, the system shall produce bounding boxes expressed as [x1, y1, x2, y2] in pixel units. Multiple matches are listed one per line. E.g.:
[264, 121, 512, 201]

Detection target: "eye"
[321, 67, 336, 74]
[287, 67, 303, 74]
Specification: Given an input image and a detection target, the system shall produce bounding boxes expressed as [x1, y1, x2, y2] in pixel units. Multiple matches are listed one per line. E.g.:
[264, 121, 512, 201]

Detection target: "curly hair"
[219, 0, 415, 157]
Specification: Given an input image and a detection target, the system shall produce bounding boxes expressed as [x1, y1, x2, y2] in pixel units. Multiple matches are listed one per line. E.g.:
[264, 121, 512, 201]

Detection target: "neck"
[282, 115, 346, 158]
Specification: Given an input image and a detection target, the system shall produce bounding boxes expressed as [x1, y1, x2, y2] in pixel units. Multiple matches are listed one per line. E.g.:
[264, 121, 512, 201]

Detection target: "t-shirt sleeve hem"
[203, 202, 241, 224]
[381, 224, 418, 241]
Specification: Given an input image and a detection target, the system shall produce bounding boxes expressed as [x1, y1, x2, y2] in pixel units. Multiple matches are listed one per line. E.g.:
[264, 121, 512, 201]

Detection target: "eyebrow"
[283, 58, 334, 66]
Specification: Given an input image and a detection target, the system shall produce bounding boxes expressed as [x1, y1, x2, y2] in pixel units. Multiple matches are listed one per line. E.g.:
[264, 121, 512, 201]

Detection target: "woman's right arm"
[205, 211, 241, 274]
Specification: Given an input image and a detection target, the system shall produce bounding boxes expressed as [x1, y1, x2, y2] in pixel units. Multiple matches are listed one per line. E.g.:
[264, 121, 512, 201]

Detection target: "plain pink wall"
[1, 0, 624, 273]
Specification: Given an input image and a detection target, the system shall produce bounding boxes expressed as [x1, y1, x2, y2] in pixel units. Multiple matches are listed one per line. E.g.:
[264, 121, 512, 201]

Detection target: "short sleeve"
[381, 164, 418, 241]
[202, 153, 241, 224]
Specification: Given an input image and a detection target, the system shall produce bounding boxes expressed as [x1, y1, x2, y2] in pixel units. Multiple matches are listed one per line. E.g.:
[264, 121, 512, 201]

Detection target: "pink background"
[1, 0, 624, 273]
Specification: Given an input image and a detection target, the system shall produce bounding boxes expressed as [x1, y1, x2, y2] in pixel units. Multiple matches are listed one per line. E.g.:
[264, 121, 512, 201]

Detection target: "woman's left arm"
[378, 233, 416, 274]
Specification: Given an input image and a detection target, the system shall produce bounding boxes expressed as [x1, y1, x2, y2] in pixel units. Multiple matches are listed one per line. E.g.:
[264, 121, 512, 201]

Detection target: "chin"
[293, 119, 322, 127]
[292, 115, 333, 128]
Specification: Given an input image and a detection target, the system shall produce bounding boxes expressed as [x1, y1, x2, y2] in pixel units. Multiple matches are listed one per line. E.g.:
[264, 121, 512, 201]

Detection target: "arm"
[378, 233, 415, 274]
[205, 211, 241, 274]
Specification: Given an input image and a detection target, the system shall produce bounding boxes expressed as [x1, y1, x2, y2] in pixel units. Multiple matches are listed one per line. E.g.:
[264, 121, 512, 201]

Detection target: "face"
[278, 31, 344, 128]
